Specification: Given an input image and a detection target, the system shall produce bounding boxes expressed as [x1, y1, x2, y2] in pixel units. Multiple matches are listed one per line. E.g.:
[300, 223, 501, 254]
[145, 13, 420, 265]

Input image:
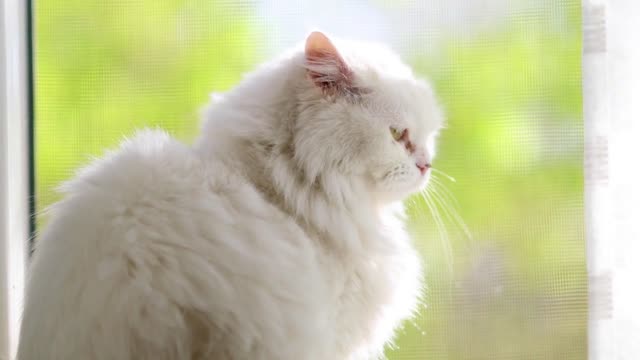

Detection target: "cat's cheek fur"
[369, 149, 427, 202]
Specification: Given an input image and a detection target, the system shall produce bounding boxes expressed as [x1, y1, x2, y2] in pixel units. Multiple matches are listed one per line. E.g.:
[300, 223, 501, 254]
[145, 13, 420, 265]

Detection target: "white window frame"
[584, 0, 640, 359]
[1, 0, 30, 358]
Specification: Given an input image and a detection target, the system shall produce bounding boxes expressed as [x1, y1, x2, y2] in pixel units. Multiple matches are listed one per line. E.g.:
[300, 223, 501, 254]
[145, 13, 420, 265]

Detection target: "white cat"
[17, 32, 443, 360]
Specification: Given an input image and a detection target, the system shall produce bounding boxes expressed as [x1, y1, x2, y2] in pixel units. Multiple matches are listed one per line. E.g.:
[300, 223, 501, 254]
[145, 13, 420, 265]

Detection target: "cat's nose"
[416, 162, 431, 175]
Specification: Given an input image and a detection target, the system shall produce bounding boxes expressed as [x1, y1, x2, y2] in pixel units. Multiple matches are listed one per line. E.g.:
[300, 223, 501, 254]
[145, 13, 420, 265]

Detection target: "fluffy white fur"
[17, 32, 443, 360]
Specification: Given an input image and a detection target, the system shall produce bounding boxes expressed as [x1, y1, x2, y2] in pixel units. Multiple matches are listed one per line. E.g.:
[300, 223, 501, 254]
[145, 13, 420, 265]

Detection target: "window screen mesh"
[34, 0, 586, 359]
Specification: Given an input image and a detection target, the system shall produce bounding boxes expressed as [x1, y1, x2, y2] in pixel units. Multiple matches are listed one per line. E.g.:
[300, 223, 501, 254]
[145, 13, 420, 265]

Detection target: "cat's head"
[294, 32, 444, 204]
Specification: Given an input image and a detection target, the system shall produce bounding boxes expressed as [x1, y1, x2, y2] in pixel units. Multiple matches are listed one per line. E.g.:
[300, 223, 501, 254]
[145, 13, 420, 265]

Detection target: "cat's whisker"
[427, 182, 472, 242]
[428, 179, 472, 241]
[429, 176, 461, 209]
[430, 168, 456, 183]
[420, 187, 453, 273]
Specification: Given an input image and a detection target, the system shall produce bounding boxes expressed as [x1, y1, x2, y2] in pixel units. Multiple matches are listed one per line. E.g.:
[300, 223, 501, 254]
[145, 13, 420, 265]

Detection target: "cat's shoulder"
[60, 128, 206, 198]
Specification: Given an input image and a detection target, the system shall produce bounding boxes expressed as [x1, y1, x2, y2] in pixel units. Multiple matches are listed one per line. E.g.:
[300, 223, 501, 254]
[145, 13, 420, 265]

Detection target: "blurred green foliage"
[35, 0, 258, 208]
[398, 4, 586, 359]
[35, 1, 585, 359]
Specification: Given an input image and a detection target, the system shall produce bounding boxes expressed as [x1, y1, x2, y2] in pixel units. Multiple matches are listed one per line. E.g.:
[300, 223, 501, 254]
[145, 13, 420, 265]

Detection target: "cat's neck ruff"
[267, 149, 385, 254]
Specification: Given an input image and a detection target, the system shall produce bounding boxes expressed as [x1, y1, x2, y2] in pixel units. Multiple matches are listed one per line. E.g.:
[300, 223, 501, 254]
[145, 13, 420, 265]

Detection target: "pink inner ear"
[304, 32, 353, 94]
[305, 32, 339, 59]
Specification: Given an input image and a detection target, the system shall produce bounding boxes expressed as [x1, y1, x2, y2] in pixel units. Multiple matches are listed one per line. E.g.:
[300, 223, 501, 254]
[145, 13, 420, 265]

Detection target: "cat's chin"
[375, 173, 431, 204]
[406, 171, 432, 197]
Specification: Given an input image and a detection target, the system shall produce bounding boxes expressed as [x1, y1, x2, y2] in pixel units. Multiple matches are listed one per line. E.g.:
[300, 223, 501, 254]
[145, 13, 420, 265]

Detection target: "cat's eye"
[390, 127, 404, 141]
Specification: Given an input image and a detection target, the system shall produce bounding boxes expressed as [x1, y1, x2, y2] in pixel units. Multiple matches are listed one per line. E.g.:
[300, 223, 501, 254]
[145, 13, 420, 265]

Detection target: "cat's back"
[18, 129, 330, 360]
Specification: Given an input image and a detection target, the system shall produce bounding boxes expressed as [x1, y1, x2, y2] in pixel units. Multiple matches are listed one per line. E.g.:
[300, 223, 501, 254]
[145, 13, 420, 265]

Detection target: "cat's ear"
[304, 31, 354, 97]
